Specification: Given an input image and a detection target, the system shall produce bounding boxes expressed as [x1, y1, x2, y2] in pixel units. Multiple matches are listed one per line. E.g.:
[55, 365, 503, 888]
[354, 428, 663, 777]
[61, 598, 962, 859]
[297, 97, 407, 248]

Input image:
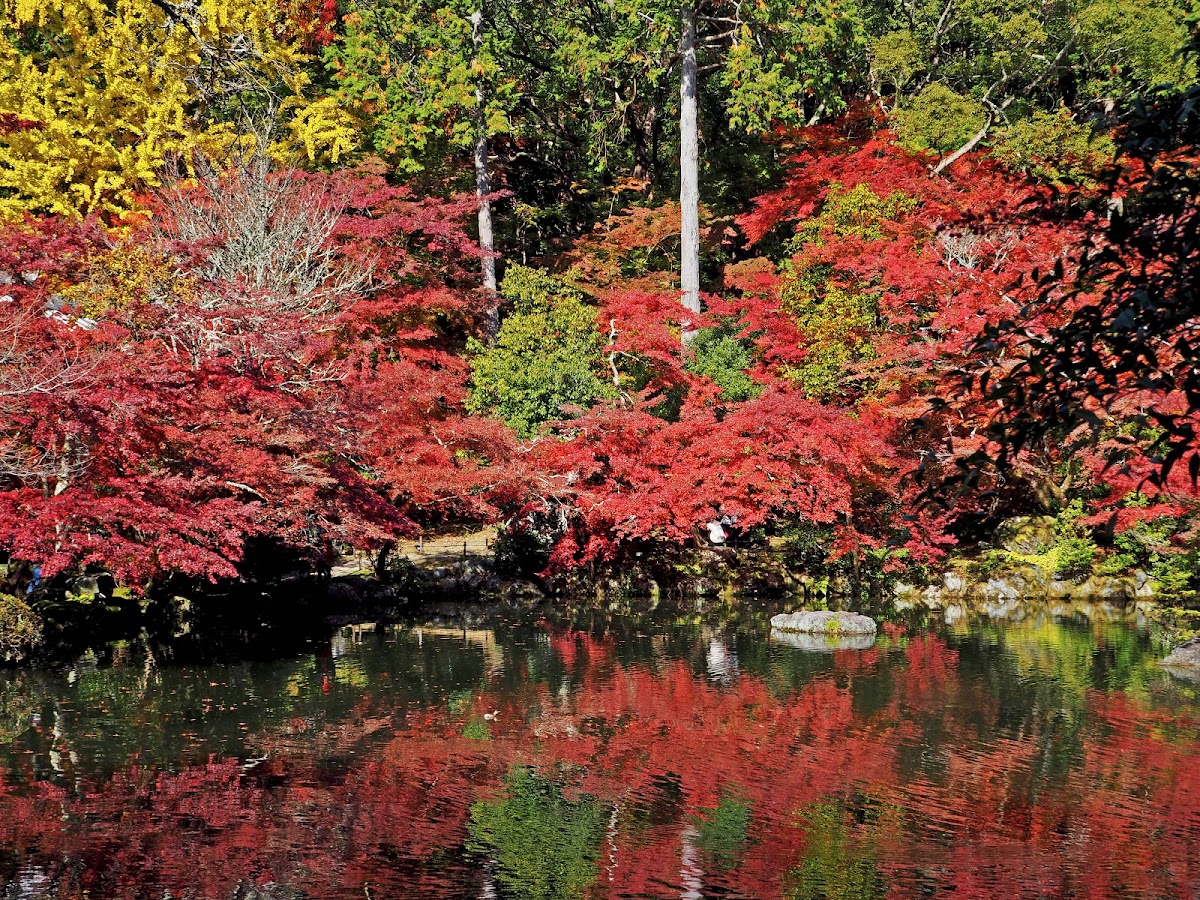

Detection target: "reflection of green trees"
[957, 617, 1154, 726]
[694, 790, 752, 869]
[788, 801, 887, 900]
[468, 767, 606, 900]
[0, 671, 48, 744]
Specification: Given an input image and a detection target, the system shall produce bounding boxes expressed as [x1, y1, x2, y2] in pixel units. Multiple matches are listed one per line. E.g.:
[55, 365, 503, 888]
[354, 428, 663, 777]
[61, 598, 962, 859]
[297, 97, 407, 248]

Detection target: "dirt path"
[331, 527, 500, 576]
[396, 527, 499, 568]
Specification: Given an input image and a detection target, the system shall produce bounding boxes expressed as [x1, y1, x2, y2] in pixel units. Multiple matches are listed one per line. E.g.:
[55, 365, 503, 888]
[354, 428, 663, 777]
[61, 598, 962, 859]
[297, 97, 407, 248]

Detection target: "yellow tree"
[0, 0, 355, 219]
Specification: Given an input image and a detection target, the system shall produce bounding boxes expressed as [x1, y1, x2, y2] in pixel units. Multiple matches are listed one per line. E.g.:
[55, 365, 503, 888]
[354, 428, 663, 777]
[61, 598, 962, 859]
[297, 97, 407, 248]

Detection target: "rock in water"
[1161, 636, 1200, 670]
[770, 610, 877, 635]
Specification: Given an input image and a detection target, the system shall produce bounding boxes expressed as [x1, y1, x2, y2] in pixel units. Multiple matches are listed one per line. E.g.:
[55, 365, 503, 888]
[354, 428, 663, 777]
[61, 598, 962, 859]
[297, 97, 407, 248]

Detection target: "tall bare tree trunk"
[470, 9, 499, 340]
[679, 2, 700, 343]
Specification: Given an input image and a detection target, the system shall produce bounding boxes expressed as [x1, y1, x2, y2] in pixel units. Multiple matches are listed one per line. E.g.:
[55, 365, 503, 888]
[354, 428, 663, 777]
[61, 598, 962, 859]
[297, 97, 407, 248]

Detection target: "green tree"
[329, 0, 509, 324]
[331, 0, 869, 304]
[466, 265, 612, 437]
[687, 325, 761, 402]
[868, 0, 1193, 167]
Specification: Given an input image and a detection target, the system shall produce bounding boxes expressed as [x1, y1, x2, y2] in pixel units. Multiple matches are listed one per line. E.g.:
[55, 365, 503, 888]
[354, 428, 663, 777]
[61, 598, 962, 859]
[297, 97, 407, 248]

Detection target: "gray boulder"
[995, 516, 1056, 554]
[1161, 636, 1200, 670]
[770, 610, 877, 635]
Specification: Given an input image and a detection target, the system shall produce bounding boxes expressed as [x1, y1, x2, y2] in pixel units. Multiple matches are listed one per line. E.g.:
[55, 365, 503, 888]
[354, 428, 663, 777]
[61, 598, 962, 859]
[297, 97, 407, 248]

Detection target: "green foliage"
[329, 0, 512, 174]
[462, 719, 492, 741]
[0, 593, 42, 663]
[1074, 0, 1194, 100]
[792, 182, 918, 247]
[893, 84, 988, 155]
[468, 767, 605, 900]
[686, 326, 761, 402]
[871, 30, 924, 91]
[467, 266, 612, 437]
[718, 0, 868, 133]
[1007, 502, 1096, 581]
[983, 503, 1098, 582]
[870, 0, 1192, 168]
[1050, 501, 1097, 580]
[331, 0, 869, 235]
[787, 285, 879, 401]
[377, 553, 425, 593]
[1150, 548, 1200, 604]
[1147, 606, 1200, 642]
[493, 507, 561, 578]
[778, 182, 915, 400]
[1095, 515, 1199, 602]
[992, 108, 1115, 185]
[1053, 535, 1099, 582]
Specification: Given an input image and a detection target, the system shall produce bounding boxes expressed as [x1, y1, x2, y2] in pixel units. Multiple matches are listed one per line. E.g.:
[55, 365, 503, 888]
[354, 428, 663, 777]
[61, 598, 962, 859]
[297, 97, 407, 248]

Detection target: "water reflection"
[0, 607, 1198, 898]
[769, 629, 877, 652]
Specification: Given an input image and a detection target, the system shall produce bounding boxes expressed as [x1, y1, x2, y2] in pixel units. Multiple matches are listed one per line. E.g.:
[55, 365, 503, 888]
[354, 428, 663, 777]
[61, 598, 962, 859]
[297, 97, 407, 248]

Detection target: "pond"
[1, 598, 1199, 899]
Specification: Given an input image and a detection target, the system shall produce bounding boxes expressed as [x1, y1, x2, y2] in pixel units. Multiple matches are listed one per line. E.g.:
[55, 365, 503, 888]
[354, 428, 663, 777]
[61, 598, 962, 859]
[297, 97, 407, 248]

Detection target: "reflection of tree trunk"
[605, 801, 622, 881]
[471, 9, 499, 340]
[679, 2, 701, 343]
[479, 871, 497, 899]
[680, 822, 703, 899]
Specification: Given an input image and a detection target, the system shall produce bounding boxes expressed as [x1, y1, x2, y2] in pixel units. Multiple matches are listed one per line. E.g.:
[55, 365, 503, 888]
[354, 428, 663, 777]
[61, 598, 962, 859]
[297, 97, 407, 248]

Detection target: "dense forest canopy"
[1, 0, 1199, 640]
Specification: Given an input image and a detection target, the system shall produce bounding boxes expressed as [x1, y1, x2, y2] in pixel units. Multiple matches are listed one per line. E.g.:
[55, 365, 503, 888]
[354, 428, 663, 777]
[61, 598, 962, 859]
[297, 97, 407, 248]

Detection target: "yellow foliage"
[56, 241, 189, 319]
[0, 0, 357, 219]
[286, 96, 362, 166]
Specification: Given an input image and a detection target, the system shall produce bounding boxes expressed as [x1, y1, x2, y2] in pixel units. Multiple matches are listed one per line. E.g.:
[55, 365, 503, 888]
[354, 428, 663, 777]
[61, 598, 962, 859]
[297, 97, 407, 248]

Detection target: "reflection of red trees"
[3, 633, 1200, 898]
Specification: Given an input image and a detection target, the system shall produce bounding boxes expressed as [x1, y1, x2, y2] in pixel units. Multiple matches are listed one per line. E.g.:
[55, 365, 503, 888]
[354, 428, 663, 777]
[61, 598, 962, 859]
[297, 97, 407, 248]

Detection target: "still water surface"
[1, 601, 1199, 899]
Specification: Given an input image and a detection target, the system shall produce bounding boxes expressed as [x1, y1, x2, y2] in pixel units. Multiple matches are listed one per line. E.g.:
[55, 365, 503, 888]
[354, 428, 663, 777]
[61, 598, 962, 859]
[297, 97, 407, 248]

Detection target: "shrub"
[1054, 536, 1098, 582]
[686, 326, 761, 402]
[0, 593, 42, 663]
[1098, 516, 1198, 602]
[1050, 500, 1096, 582]
[493, 506, 563, 578]
[467, 266, 612, 437]
[1151, 549, 1200, 604]
[787, 285, 878, 401]
[871, 30, 924, 92]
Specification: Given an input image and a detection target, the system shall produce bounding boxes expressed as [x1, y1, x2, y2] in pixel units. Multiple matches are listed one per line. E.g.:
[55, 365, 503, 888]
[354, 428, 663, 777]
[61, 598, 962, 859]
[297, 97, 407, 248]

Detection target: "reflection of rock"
[769, 628, 877, 652]
[706, 638, 739, 683]
[1161, 636, 1200, 671]
[232, 882, 306, 900]
[770, 610, 877, 634]
[894, 578, 1139, 627]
